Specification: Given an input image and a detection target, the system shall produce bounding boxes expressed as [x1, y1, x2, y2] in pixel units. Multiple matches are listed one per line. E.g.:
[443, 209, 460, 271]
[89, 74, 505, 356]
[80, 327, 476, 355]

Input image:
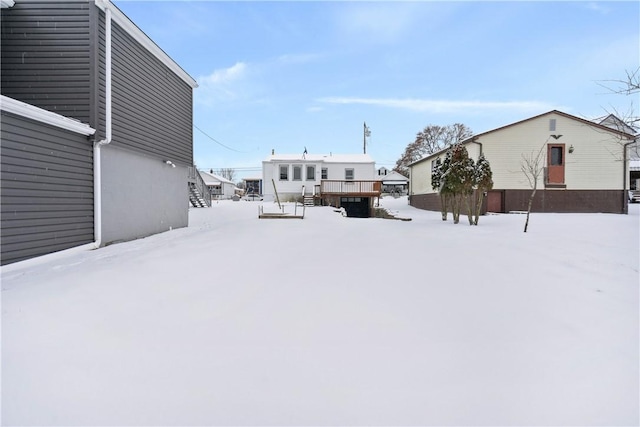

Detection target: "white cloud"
[196, 62, 248, 105]
[317, 97, 556, 114]
[585, 2, 610, 14]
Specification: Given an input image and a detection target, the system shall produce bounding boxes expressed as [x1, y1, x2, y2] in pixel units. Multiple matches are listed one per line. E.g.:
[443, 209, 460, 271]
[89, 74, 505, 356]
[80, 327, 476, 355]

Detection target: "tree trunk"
[440, 193, 448, 221]
[473, 191, 485, 226]
[466, 192, 474, 225]
[524, 188, 537, 232]
[452, 194, 460, 224]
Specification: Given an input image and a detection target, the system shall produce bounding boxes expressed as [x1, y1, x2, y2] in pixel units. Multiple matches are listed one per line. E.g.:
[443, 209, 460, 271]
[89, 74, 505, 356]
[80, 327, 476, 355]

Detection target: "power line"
[193, 124, 255, 153]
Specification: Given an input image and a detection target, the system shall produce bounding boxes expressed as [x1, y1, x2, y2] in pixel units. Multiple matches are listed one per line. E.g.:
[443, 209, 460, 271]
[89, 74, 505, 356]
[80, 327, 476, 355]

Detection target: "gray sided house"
[1, 0, 198, 265]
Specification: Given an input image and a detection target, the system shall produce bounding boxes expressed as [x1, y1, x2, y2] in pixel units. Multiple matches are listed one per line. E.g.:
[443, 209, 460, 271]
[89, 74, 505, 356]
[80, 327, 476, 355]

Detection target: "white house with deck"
[262, 152, 380, 217]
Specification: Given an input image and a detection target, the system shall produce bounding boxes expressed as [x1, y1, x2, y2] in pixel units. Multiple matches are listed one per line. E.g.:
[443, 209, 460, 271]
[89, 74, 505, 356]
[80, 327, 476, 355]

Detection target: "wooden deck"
[319, 180, 382, 196]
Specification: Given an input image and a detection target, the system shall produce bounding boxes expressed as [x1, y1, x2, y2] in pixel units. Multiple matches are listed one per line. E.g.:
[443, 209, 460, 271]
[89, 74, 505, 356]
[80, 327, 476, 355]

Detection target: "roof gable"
[199, 171, 235, 185]
[467, 110, 635, 142]
[409, 109, 636, 168]
[379, 170, 408, 182]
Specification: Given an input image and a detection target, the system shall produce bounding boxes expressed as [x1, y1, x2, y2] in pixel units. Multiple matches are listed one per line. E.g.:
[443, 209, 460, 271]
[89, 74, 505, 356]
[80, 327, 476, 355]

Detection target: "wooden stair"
[303, 195, 315, 207]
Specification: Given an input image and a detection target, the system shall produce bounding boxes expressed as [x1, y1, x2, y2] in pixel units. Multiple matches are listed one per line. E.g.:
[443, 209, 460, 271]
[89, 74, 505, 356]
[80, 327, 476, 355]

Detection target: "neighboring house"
[408, 110, 636, 214]
[243, 176, 263, 196]
[0, 0, 198, 265]
[199, 171, 237, 200]
[598, 114, 640, 194]
[376, 167, 409, 195]
[598, 113, 638, 136]
[262, 152, 380, 217]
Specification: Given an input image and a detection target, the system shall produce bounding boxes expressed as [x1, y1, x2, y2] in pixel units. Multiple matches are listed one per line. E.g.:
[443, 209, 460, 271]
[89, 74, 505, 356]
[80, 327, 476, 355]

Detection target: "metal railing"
[188, 166, 212, 207]
[320, 180, 382, 195]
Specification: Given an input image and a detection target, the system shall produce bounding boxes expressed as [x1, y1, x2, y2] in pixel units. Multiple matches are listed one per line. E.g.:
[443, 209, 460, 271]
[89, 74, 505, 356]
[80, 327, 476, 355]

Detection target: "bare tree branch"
[520, 144, 546, 233]
[597, 67, 640, 96]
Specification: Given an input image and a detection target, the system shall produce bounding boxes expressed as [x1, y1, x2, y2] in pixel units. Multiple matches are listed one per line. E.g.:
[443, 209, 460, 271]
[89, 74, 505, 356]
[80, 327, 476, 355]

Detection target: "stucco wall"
[100, 145, 188, 244]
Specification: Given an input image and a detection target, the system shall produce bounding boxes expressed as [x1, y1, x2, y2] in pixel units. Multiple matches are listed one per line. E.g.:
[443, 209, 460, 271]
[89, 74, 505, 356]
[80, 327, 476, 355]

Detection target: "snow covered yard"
[2, 198, 638, 426]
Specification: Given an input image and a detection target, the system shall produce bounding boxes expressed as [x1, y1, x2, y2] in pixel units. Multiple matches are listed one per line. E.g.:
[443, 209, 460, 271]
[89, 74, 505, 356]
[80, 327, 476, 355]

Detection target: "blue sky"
[114, 0, 639, 180]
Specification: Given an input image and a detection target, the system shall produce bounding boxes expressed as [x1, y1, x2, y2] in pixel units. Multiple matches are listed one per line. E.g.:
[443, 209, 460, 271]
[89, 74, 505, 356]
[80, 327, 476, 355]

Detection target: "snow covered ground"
[2, 197, 638, 426]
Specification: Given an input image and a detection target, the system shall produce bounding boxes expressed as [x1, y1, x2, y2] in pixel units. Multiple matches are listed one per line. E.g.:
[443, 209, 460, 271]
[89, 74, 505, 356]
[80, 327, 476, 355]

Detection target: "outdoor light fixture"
[569, 145, 574, 154]
[164, 160, 176, 168]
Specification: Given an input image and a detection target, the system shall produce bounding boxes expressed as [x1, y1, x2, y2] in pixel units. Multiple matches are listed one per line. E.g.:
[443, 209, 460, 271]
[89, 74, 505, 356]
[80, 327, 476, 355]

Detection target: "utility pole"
[363, 122, 371, 154]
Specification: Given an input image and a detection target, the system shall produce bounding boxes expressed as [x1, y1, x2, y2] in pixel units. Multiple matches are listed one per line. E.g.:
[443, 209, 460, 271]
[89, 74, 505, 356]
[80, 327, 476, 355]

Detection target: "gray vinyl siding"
[0, 0, 92, 125]
[1, 112, 94, 266]
[109, 20, 193, 166]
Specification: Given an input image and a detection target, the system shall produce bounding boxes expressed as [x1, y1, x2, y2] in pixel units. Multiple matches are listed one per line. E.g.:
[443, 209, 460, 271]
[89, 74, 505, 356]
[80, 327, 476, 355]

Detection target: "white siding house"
[376, 167, 409, 194]
[199, 171, 237, 200]
[262, 153, 376, 201]
[262, 153, 380, 217]
[409, 110, 635, 214]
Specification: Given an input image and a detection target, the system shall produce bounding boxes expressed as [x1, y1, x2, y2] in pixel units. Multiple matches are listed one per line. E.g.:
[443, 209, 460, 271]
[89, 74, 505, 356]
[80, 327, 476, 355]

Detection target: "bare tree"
[598, 67, 640, 96]
[394, 123, 473, 177]
[596, 68, 639, 148]
[520, 145, 545, 233]
[215, 168, 236, 182]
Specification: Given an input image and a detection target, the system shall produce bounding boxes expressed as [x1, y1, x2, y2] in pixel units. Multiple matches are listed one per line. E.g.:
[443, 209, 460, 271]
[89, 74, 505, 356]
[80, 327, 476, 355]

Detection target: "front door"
[547, 144, 565, 184]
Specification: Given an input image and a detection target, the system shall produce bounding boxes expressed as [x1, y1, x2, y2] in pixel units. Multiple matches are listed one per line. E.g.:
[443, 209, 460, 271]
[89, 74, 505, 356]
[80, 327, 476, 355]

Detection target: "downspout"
[94, 3, 112, 247]
[623, 138, 635, 214]
[471, 138, 483, 156]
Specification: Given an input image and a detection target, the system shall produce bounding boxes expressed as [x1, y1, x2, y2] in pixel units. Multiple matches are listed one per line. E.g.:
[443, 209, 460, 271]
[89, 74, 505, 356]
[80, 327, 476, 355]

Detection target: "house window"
[549, 119, 556, 132]
[345, 168, 354, 180]
[306, 165, 315, 181]
[279, 165, 289, 180]
[321, 167, 328, 179]
[550, 146, 563, 165]
[293, 165, 302, 181]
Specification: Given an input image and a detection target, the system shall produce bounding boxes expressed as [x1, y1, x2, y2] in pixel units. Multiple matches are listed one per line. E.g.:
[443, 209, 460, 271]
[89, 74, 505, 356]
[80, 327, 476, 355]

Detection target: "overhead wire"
[193, 124, 257, 154]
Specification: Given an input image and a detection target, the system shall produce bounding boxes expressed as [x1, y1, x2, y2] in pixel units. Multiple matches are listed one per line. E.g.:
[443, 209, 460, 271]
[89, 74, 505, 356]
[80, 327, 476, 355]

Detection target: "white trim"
[0, 95, 95, 136]
[1, 0, 15, 8]
[94, 0, 198, 89]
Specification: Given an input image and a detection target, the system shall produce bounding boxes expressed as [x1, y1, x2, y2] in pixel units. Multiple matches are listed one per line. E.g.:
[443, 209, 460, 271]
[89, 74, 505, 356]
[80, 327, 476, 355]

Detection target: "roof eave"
[95, 0, 198, 89]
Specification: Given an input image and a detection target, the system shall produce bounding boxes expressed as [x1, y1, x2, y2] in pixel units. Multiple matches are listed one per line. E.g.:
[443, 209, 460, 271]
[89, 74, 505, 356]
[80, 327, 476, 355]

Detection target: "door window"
[550, 146, 563, 165]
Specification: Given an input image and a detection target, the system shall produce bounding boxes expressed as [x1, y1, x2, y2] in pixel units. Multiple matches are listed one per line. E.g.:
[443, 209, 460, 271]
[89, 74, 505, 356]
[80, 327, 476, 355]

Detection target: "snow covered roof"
[264, 153, 375, 164]
[199, 171, 235, 186]
[597, 114, 638, 136]
[377, 170, 408, 183]
[630, 159, 640, 172]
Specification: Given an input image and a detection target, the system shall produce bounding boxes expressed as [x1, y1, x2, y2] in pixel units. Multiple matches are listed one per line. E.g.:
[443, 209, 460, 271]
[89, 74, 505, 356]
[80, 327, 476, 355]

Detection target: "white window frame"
[279, 164, 289, 181]
[293, 164, 302, 181]
[306, 165, 316, 181]
[345, 168, 354, 181]
[321, 167, 328, 180]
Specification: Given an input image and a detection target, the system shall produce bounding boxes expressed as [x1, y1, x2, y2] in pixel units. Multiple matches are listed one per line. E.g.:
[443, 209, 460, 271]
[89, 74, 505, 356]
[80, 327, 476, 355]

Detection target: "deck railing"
[188, 166, 212, 207]
[320, 180, 382, 195]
